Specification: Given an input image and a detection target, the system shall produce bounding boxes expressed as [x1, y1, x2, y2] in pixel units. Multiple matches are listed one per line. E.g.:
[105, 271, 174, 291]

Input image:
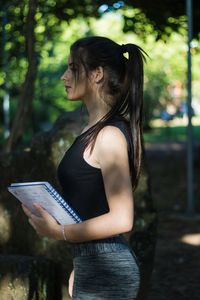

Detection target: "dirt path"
[145, 142, 200, 300]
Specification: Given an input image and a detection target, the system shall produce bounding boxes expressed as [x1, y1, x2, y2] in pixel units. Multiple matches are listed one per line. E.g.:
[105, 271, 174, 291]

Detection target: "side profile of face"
[61, 56, 92, 101]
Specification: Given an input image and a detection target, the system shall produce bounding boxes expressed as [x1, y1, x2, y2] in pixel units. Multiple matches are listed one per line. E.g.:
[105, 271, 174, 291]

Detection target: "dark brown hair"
[70, 36, 147, 190]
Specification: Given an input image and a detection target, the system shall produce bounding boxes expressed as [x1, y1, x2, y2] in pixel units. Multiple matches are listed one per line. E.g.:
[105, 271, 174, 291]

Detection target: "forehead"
[67, 55, 73, 65]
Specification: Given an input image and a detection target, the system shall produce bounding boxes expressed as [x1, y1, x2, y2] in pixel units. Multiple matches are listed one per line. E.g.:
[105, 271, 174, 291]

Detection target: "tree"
[102, 0, 200, 39]
[5, 0, 38, 152]
[1, 0, 199, 151]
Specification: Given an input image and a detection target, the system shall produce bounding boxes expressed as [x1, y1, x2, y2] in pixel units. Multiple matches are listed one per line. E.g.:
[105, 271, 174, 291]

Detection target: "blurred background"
[0, 0, 200, 148]
[0, 1, 200, 299]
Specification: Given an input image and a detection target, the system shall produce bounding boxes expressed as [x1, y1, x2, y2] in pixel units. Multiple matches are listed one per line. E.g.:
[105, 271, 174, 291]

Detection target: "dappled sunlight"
[180, 233, 200, 246]
[0, 204, 12, 245]
[0, 256, 63, 298]
[0, 274, 28, 299]
[150, 116, 200, 128]
[144, 115, 200, 143]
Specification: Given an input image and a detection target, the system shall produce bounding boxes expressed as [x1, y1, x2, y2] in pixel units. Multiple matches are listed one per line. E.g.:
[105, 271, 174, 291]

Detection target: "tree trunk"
[5, 0, 38, 152]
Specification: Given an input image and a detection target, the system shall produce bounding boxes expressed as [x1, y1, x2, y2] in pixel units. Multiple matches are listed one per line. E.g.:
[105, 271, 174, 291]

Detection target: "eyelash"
[68, 64, 77, 72]
[70, 67, 77, 72]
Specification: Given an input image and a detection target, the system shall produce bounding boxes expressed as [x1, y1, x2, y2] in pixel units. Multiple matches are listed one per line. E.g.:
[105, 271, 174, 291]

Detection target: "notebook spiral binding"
[45, 184, 82, 223]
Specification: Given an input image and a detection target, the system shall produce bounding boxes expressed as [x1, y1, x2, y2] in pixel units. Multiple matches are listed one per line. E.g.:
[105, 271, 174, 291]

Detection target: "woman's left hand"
[22, 203, 61, 240]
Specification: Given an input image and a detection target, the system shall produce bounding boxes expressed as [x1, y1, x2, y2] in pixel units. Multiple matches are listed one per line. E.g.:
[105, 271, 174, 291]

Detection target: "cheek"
[65, 69, 75, 83]
[67, 85, 80, 99]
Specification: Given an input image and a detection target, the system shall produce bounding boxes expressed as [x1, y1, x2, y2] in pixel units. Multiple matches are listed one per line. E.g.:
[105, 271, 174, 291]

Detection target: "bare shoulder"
[95, 125, 128, 158]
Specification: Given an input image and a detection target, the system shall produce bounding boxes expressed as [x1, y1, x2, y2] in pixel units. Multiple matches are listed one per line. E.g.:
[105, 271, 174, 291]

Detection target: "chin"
[67, 95, 81, 101]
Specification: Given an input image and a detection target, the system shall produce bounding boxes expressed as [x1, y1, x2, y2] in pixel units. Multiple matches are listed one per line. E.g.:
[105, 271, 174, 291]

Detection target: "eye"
[69, 63, 77, 72]
[71, 67, 77, 72]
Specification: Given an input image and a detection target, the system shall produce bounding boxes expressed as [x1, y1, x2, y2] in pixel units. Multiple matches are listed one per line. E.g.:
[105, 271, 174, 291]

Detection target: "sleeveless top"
[57, 116, 133, 221]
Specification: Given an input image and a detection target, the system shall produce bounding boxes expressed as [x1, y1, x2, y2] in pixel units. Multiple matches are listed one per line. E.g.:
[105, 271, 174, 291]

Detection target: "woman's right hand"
[68, 269, 74, 298]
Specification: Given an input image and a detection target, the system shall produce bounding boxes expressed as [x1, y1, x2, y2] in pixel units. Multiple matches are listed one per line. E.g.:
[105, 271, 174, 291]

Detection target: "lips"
[65, 86, 71, 92]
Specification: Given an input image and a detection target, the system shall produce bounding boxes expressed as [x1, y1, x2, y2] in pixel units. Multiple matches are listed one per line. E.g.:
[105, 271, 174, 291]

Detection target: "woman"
[22, 36, 146, 299]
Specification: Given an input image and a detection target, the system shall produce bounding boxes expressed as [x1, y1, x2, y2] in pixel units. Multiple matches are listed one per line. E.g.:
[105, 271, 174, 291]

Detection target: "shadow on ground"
[145, 142, 200, 300]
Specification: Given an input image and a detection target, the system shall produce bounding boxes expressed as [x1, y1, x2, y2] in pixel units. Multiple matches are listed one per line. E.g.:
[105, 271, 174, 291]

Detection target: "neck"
[83, 94, 111, 127]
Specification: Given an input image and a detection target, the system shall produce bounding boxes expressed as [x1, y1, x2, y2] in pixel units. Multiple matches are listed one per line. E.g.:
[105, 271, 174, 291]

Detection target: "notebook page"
[8, 184, 76, 225]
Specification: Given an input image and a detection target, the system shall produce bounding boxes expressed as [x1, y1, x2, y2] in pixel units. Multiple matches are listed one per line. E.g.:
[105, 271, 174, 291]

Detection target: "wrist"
[54, 224, 64, 241]
[61, 224, 67, 241]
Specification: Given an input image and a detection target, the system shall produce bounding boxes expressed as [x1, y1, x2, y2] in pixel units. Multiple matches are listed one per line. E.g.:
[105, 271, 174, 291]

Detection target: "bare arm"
[23, 126, 134, 243]
[60, 126, 134, 242]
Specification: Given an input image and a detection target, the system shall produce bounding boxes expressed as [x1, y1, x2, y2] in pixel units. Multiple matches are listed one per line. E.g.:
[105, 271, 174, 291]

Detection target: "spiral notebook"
[8, 181, 82, 225]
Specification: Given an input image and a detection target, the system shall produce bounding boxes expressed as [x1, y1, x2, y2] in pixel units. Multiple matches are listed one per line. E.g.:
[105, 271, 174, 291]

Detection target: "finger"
[28, 219, 43, 237]
[22, 204, 27, 210]
[22, 204, 29, 213]
[32, 203, 47, 217]
[22, 204, 32, 217]
[28, 218, 36, 230]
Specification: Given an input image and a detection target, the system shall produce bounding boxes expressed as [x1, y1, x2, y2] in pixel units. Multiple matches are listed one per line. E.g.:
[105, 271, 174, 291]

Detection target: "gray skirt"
[70, 235, 140, 300]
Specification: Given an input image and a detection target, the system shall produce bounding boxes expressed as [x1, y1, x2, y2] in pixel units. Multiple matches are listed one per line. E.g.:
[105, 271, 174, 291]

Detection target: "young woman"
[22, 36, 146, 299]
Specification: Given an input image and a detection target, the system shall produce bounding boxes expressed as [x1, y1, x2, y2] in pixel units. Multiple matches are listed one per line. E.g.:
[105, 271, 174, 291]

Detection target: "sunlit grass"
[144, 116, 200, 143]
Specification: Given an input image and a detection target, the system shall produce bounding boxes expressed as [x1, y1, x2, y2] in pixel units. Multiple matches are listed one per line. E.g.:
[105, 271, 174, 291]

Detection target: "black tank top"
[57, 116, 133, 221]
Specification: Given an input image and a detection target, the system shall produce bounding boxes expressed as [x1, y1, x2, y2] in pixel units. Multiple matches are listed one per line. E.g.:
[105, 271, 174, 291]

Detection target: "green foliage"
[142, 32, 189, 126]
[33, 17, 91, 128]
[143, 70, 171, 128]
[122, 6, 155, 39]
[0, 2, 200, 147]
[125, 0, 200, 40]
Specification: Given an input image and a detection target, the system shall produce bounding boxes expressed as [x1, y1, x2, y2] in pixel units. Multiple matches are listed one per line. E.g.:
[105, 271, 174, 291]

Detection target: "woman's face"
[61, 56, 90, 101]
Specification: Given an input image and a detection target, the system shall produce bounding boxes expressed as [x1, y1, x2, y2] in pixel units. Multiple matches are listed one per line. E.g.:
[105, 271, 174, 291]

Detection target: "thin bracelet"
[61, 225, 67, 241]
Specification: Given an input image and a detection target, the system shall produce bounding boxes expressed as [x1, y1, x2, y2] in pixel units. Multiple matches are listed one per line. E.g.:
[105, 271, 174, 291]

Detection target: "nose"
[60, 70, 68, 81]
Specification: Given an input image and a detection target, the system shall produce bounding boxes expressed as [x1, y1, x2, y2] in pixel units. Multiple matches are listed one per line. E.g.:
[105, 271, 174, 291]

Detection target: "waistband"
[71, 235, 130, 257]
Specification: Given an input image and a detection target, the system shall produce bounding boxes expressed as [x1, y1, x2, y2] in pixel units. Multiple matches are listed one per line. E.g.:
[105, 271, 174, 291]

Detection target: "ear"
[92, 66, 104, 84]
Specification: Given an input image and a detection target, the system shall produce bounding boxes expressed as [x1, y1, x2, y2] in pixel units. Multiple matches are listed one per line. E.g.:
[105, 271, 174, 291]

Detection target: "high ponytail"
[70, 36, 147, 190]
[121, 44, 147, 189]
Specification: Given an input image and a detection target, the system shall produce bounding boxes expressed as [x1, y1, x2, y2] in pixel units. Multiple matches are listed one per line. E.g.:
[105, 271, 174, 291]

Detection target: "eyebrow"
[68, 62, 75, 67]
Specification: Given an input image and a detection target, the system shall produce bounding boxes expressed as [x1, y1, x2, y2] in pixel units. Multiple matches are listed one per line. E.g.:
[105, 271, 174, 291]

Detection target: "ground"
[145, 142, 200, 300]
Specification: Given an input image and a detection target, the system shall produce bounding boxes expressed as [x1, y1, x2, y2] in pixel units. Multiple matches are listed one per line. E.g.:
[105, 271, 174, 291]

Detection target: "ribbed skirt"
[70, 235, 140, 300]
